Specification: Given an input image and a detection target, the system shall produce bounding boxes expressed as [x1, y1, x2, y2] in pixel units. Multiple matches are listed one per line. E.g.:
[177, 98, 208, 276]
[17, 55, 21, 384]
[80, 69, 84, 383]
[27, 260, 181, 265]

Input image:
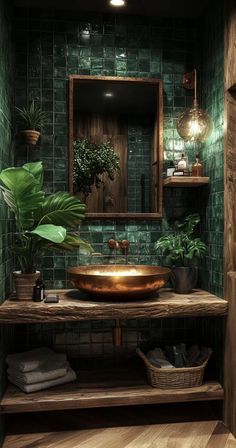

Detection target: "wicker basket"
[136, 347, 212, 389]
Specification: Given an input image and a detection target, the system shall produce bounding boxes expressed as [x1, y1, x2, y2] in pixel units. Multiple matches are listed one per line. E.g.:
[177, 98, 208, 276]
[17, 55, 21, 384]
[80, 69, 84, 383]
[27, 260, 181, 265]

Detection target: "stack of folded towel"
[6, 347, 76, 393]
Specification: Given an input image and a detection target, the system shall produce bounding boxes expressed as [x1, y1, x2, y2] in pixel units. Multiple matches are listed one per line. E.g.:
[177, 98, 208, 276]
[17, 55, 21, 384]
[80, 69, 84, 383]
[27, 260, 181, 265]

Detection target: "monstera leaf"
[38, 192, 86, 227]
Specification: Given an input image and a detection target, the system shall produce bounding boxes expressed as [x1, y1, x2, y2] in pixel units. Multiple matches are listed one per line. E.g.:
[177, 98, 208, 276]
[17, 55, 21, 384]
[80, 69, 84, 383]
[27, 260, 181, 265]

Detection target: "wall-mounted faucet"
[120, 239, 129, 255]
[108, 239, 119, 250]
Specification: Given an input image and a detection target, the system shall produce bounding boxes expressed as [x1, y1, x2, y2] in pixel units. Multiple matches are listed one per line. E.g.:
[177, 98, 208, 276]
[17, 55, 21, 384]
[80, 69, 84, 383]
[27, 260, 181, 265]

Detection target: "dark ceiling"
[14, 0, 212, 19]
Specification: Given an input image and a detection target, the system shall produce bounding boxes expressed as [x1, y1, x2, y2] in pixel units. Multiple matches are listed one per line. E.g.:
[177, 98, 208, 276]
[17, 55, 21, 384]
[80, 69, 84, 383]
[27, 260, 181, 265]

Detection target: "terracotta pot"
[13, 271, 40, 301]
[21, 130, 40, 145]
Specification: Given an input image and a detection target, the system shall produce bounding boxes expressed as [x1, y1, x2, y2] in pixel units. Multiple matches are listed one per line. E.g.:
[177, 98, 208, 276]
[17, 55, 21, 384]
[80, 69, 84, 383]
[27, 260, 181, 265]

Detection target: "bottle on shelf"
[33, 278, 46, 302]
[192, 154, 203, 177]
[177, 153, 188, 170]
[166, 160, 175, 177]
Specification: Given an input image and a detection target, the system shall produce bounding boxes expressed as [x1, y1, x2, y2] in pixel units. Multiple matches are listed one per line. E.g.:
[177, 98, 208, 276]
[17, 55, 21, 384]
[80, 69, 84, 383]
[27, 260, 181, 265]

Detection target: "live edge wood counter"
[0, 289, 227, 324]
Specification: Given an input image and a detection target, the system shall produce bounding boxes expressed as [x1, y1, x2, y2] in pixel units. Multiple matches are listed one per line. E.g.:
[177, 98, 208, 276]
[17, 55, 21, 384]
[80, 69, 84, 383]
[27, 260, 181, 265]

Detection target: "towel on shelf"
[8, 367, 77, 393]
[6, 348, 67, 373]
[7, 361, 70, 385]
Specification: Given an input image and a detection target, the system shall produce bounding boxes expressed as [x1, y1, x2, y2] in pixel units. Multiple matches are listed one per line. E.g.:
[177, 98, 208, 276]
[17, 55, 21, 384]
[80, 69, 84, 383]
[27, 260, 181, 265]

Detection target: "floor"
[3, 421, 236, 447]
[3, 403, 236, 448]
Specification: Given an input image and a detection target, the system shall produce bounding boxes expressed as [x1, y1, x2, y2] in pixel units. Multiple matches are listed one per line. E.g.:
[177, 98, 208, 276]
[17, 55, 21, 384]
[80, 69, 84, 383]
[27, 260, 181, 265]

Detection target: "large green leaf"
[23, 161, 43, 190]
[0, 167, 44, 229]
[49, 232, 92, 253]
[30, 224, 66, 243]
[38, 192, 86, 228]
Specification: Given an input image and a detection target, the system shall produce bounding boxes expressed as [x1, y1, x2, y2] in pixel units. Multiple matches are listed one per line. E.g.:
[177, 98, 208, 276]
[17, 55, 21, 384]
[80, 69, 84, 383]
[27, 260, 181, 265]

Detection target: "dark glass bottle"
[33, 278, 46, 302]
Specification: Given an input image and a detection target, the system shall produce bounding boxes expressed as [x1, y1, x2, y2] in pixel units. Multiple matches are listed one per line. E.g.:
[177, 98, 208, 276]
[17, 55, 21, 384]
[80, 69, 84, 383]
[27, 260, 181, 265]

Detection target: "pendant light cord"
[193, 68, 198, 107]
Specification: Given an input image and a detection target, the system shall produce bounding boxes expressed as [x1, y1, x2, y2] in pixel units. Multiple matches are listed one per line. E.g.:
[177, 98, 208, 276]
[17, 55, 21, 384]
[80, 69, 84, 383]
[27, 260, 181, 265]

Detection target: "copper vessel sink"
[67, 265, 170, 300]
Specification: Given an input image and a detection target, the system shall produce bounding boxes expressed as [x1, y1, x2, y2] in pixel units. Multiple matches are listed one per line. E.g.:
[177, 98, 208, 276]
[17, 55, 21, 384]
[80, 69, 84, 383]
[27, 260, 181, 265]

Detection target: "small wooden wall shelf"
[163, 176, 209, 187]
[0, 368, 224, 414]
[0, 289, 227, 324]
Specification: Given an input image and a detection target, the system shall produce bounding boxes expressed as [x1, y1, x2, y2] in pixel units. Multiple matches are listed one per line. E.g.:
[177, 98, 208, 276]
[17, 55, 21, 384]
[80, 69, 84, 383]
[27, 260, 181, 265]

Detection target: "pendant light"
[176, 69, 213, 143]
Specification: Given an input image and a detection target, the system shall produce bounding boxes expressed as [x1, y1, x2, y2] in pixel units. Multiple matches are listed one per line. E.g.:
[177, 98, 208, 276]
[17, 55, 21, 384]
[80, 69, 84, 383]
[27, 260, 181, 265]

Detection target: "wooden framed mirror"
[68, 75, 163, 219]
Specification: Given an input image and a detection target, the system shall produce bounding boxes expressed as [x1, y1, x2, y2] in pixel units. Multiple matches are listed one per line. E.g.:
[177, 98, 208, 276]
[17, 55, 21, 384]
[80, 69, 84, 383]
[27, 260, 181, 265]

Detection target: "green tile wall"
[198, 1, 224, 297]
[11, 6, 225, 394]
[128, 122, 152, 213]
[0, 0, 14, 446]
[13, 8, 199, 288]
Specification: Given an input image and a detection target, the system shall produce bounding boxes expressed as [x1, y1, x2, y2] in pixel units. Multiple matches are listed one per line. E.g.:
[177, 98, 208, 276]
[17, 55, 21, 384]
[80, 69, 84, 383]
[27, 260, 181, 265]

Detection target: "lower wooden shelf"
[0, 368, 224, 414]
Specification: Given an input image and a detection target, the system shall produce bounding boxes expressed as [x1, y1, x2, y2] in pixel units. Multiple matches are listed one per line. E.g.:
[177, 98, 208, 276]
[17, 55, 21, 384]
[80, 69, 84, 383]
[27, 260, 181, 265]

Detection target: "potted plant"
[73, 138, 120, 198]
[154, 214, 207, 293]
[16, 100, 48, 145]
[0, 161, 91, 300]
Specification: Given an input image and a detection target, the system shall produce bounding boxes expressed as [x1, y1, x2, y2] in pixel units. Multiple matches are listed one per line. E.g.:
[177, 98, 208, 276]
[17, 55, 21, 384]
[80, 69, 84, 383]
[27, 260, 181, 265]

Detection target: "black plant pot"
[170, 266, 198, 294]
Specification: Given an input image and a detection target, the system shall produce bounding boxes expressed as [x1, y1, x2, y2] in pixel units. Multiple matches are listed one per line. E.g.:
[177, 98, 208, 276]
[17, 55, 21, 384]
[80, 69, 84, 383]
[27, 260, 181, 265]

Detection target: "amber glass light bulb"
[177, 105, 213, 143]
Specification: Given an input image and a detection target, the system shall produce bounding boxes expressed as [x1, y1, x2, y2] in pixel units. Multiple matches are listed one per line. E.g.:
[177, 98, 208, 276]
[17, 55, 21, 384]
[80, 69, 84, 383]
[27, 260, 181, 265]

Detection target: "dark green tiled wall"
[14, 9, 200, 287]
[199, 1, 224, 297]
[10, 6, 225, 394]
[0, 0, 14, 446]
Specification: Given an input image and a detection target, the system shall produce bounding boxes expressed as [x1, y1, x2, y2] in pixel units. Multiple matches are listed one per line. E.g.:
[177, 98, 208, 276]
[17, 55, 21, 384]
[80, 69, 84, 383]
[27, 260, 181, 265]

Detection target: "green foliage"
[73, 138, 120, 195]
[0, 161, 92, 274]
[16, 100, 48, 130]
[155, 214, 207, 267]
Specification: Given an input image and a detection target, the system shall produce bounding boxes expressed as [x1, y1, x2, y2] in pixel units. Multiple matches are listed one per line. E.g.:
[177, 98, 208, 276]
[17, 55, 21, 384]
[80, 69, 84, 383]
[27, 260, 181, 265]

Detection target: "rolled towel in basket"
[7, 361, 70, 385]
[8, 367, 77, 393]
[6, 348, 67, 373]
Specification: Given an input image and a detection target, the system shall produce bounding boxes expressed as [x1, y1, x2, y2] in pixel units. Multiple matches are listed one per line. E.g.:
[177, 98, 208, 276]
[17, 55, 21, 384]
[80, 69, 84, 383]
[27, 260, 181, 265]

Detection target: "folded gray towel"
[8, 367, 77, 393]
[7, 361, 70, 385]
[6, 348, 67, 373]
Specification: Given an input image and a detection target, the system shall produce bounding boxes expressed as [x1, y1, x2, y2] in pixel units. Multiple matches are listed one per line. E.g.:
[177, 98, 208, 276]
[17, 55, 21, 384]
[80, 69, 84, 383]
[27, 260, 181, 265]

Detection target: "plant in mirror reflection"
[73, 138, 120, 197]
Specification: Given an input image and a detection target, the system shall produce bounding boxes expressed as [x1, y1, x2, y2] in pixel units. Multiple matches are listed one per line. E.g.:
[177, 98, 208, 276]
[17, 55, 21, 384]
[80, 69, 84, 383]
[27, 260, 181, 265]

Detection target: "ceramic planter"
[13, 271, 40, 301]
[21, 130, 40, 145]
[170, 266, 198, 294]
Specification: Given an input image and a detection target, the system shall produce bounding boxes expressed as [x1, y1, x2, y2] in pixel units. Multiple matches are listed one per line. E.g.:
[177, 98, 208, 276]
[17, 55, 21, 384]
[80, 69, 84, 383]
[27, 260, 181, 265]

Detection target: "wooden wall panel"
[224, 0, 236, 436]
[225, 1, 236, 91]
[74, 113, 127, 213]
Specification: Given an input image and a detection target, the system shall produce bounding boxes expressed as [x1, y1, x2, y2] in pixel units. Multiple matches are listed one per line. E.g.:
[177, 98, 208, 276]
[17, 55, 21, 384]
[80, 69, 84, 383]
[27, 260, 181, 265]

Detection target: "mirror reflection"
[68, 76, 163, 218]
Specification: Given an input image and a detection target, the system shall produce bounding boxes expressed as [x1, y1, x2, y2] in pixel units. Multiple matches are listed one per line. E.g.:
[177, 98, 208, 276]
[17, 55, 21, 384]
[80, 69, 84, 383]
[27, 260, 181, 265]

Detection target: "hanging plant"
[73, 138, 120, 196]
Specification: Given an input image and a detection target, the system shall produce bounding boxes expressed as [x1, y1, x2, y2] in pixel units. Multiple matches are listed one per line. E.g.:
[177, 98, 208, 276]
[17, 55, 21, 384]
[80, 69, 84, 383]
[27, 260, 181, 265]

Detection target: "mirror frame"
[68, 75, 163, 219]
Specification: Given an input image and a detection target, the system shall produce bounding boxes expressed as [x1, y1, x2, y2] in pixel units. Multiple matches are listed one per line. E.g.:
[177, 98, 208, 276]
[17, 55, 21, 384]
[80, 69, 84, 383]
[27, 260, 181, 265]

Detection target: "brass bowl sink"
[67, 265, 170, 300]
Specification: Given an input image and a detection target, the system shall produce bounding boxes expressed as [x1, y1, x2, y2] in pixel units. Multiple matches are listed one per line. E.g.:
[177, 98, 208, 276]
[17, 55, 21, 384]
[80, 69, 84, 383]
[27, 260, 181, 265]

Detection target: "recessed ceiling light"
[110, 0, 125, 7]
[105, 92, 114, 97]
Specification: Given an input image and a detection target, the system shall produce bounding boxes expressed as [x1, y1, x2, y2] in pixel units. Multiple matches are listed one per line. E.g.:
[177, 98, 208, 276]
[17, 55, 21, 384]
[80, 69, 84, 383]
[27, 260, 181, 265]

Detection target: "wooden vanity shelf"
[163, 176, 209, 187]
[0, 369, 224, 414]
[0, 288, 227, 324]
[0, 288, 226, 417]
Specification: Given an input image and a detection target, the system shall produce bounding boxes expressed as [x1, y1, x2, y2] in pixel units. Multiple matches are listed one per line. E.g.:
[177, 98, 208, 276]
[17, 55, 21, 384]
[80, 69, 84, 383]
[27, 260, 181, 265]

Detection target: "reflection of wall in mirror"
[74, 112, 128, 213]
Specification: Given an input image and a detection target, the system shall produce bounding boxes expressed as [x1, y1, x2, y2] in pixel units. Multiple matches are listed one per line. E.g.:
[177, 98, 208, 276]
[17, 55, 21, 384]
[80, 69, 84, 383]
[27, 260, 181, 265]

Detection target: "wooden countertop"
[0, 289, 227, 324]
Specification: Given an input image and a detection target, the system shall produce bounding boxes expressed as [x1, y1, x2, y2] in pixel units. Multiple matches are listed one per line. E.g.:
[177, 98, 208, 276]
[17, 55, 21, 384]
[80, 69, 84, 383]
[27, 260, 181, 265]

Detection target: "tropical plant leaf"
[38, 192, 86, 227]
[0, 167, 44, 229]
[23, 161, 43, 190]
[48, 232, 92, 253]
[30, 224, 66, 243]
